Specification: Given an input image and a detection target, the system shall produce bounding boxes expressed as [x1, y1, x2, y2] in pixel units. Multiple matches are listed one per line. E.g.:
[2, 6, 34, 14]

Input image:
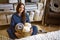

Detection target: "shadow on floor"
[0, 25, 9, 30]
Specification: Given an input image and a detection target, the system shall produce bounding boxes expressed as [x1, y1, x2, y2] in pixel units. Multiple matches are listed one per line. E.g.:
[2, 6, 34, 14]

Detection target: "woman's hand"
[30, 28, 33, 34]
[15, 32, 24, 38]
[15, 32, 21, 38]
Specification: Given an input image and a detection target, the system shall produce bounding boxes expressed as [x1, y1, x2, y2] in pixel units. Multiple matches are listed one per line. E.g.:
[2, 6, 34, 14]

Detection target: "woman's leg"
[7, 29, 17, 39]
[31, 25, 38, 35]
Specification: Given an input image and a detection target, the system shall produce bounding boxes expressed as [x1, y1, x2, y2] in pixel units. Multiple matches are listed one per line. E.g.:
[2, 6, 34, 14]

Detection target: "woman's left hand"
[30, 28, 33, 34]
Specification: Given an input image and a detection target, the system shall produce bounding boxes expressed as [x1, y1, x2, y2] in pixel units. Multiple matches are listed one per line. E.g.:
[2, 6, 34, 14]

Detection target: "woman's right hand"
[15, 32, 25, 38]
[15, 32, 21, 38]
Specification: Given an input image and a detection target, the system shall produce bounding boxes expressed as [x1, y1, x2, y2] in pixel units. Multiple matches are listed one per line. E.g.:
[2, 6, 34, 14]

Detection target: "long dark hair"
[16, 2, 26, 24]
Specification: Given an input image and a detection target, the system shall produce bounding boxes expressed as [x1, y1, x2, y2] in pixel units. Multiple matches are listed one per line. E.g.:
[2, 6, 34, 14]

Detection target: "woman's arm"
[10, 16, 15, 28]
[10, 15, 16, 33]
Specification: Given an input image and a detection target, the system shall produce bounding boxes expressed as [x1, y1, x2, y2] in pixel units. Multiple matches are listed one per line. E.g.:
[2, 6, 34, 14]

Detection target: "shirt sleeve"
[9, 15, 16, 33]
[26, 13, 30, 23]
[10, 15, 15, 28]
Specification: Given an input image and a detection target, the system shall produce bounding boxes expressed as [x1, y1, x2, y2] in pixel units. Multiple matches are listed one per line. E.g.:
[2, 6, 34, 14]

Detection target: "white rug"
[15, 30, 60, 40]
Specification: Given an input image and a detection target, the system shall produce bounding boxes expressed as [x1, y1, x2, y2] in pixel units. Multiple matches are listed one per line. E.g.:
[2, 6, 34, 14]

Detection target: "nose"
[21, 8, 24, 11]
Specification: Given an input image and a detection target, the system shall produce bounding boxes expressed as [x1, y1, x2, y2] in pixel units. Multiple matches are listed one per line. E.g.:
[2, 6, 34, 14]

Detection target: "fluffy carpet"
[15, 30, 60, 40]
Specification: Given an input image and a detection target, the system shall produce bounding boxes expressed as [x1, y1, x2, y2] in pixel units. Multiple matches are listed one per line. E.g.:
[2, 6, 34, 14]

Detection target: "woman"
[7, 2, 38, 39]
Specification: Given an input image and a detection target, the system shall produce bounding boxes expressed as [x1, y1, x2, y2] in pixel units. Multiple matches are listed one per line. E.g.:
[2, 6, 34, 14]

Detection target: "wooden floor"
[32, 22, 60, 32]
[0, 21, 60, 38]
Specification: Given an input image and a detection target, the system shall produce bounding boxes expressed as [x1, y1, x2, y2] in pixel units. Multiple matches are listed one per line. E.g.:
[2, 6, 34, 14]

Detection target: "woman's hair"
[16, 2, 26, 24]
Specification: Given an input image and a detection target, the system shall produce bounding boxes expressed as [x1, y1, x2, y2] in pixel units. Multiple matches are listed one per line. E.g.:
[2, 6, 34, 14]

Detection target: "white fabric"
[34, 10, 40, 21]
[29, 11, 35, 21]
[38, 3, 43, 10]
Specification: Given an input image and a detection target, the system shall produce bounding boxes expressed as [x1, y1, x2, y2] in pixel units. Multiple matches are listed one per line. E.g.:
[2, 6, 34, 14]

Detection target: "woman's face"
[19, 5, 24, 13]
